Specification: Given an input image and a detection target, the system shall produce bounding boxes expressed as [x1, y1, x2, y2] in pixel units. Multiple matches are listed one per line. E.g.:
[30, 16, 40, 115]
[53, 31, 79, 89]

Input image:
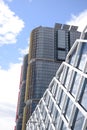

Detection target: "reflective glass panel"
[64, 97, 73, 120]
[79, 79, 87, 111]
[70, 72, 81, 97]
[61, 121, 67, 130]
[59, 90, 66, 109]
[64, 67, 72, 89]
[51, 105, 59, 123]
[72, 108, 84, 130]
[51, 82, 57, 97]
[78, 43, 87, 71]
[69, 48, 77, 65]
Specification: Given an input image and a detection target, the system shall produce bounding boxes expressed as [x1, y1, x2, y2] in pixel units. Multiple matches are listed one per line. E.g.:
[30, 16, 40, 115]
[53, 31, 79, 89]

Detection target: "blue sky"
[0, 0, 87, 130]
[0, 0, 87, 69]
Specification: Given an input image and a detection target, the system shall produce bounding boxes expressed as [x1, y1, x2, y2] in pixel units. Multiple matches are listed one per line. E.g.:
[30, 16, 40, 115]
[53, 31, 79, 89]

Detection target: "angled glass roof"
[26, 26, 87, 130]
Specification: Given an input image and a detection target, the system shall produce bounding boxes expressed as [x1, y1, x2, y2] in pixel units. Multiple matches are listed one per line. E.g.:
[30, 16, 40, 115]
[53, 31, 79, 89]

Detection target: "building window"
[57, 50, 66, 60]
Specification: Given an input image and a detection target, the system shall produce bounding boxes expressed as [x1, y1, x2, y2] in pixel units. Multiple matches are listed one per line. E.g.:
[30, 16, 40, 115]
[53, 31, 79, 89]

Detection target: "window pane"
[51, 82, 57, 97]
[70, 72, 81, 97]
[81, 92, 87, 111]
[64, 97, 73, 120]
[69, 48, 77, 65]
[59, 90, 66, 109]
[78, 43, 87, 71]
[64, 67, 72, 89]
[57, 30, 66, 48]
[51, 105, 59, 123]
[48, 97, 54, 113]
[57, 50, 66, 60]
[56, 87, 63, 106]
[72, 109, 84, 130]
[61, 121, 67, 130]
[79, 79, 87, 111]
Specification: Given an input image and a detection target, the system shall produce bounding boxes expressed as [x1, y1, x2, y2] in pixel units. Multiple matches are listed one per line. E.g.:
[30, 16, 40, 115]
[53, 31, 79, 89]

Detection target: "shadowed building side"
[15, 54, 28, 130]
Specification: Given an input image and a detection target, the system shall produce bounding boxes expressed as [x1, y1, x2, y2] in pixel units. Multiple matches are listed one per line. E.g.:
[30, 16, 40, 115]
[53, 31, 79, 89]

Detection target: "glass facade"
[25, 26, 62, 120]
[18, 24, 82, 130]
[26, 36, 87, 130]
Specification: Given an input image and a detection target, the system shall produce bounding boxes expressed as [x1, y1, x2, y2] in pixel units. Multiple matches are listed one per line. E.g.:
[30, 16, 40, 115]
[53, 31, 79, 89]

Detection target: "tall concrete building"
[26, 26, 87, 130]
[16, 23, 81, 130]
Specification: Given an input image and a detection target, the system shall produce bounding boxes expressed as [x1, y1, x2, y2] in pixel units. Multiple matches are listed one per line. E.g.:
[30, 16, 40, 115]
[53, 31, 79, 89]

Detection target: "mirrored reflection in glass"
[59, 90, 66, 109]
[64, 67, 72, 89]
[64, 97, 73, 121]
[70, 72, 81, 97]
[48, 97, 54, 113]
[61, 121, 67, 130]
[51, 105, 59, 123]
[81, 92, 87, 111]
[79, 79, 87, 111]
[78, 43, 87, 71]
[69, 47, 77, 65]
[51, 82, 57, 97]
[55, 87, 61, 104]
[72, 108, 84, 130]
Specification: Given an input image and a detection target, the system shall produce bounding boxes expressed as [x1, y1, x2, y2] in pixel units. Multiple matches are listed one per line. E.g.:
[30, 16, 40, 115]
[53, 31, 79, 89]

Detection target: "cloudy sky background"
[0, 0, 87, 130]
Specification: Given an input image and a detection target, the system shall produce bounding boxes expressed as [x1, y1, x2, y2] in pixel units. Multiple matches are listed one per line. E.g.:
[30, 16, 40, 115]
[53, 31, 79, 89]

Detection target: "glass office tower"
[26, 27, 87, 130]
[25, 24, 80, 118]
[21, 24, 81, 130]
[16, 23, 81, 130]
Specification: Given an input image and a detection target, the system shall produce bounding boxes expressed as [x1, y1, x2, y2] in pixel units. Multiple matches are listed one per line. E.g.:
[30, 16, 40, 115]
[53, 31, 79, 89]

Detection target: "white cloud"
[0, 63, 21, 103]
[66, 10, 87, 32]
[18, 46, 29, 62]
[19, 37, 30, 55]
[19, 46, 29, 55]
[0, 0, 24, 46]
[0, 117, 15, 130]
[0, 62, 21, 130]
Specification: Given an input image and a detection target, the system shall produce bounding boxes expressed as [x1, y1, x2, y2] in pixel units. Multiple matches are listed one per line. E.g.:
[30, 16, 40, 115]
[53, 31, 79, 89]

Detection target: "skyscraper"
[24, 24, 80, 118]
[26, 26, 87, 130]
[16, 23, 81, 130]
[22, 26, 62, 130]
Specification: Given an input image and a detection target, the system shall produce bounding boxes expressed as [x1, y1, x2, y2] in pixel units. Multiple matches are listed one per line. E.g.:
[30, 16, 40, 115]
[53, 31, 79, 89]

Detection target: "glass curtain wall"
[26, 33, 87, 130]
